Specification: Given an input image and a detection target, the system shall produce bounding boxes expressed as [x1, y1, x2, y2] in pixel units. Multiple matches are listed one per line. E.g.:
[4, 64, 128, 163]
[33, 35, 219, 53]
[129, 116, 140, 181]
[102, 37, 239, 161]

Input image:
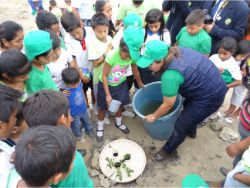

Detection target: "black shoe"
[188, 129, 197, 139]
[151, 148, 177, 163]
[219, 167, 230, 176]
[115, 123, 129, 134]
[86, 130, 95, 138]
[77, 148, 87, 156]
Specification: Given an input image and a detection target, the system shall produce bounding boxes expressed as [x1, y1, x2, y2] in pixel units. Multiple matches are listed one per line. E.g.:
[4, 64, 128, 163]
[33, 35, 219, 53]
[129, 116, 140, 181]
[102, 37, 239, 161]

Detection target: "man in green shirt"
[176, 9, 211, 56]
[115, 0, 160, 27]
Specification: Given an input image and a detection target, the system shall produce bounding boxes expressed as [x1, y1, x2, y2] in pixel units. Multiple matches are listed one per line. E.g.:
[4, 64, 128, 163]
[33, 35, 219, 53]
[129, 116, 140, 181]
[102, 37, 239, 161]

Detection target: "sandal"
[96, 129, 104, 142]
[219, 167, 230, 176]
[115, 123, 129, 134]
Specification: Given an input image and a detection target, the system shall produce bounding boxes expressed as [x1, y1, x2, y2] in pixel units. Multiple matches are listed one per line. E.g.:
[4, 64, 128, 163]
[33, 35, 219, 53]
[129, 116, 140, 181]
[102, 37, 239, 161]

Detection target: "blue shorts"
[97, 81, 130, 111]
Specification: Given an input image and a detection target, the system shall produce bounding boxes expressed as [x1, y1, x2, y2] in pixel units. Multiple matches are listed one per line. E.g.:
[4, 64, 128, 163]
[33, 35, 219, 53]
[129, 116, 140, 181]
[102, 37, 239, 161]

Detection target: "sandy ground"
[0, 0, 240, 187]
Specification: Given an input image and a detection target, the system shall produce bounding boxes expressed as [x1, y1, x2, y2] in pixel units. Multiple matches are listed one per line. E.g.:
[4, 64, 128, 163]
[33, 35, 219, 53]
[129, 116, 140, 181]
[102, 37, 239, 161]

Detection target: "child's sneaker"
[122, 110, 135, 117]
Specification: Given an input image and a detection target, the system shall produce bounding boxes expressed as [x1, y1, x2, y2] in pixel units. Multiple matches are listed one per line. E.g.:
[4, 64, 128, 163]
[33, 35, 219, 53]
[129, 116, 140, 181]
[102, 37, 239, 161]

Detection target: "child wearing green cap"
[96, 26, 144, 142]
[24, 30, 58, 94]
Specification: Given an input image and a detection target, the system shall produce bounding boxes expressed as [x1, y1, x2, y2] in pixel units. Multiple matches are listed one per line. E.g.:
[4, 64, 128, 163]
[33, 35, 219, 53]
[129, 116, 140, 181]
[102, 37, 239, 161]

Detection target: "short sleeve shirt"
[48, 48, 72, 89]
[101, 49, 135, 86]
[26, 65, 58, 94]
[209, 54, 242, 83]
[87, 35, 113, 84]
[116, 0, 160, 25]
[176, 27, 212, 55]
[161, 70, 184, 97]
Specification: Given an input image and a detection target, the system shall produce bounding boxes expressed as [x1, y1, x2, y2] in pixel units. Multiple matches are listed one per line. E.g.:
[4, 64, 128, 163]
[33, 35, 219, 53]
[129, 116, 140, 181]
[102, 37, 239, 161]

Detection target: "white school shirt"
[64, 28, 94, 72]
[0, 141, 15, 188]
[87, 35, 113, 84]
[144, 29, 171, 46]
[209, 54, 242, 80]
[47, 48, 73, 89]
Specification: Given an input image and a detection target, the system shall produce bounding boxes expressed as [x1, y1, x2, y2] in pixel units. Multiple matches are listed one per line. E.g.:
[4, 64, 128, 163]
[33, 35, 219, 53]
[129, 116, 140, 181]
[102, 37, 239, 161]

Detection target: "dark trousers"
[163, 97, 224, 153]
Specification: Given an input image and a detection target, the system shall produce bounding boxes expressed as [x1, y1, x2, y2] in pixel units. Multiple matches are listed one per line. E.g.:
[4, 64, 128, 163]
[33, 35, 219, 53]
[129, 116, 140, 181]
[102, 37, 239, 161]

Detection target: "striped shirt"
[240, 99, 250, 131]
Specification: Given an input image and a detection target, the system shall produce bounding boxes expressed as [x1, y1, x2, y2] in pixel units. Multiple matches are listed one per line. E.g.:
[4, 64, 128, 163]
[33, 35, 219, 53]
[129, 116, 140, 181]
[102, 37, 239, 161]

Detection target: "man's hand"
[204, 23, 215, 33]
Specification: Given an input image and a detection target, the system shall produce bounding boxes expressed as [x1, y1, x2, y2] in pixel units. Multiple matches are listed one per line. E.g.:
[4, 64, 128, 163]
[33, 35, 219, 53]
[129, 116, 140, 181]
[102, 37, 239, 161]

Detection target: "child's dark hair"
[119, 38, 129, 53]
[48, 30, 60, 50]
[185, 9, 205, 26]
[49, 0, 57, 11]
[220, 37, 237, 54]
[95, 0, 109, 12]
[0, 84, 22, 123]
[34, 49, 52, 60]
[145, 9, 165, 41]
[0, 49, 31, 81]
[15, 125, 76, 187]
[23, 90, 69, 127]
[15, 103, 24, 127]
[0, 21, 23, 48]
[91, 12, 110, 29]
[62, 67, 80, 85]
[36, 10, 59, 30]
[61, 12, 80, 33]
[235, 40, 250, 56]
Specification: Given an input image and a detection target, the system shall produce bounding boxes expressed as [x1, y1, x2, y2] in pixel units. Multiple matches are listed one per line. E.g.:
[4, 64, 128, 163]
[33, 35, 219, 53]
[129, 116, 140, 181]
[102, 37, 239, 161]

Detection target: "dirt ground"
[0, 0, 240, 187]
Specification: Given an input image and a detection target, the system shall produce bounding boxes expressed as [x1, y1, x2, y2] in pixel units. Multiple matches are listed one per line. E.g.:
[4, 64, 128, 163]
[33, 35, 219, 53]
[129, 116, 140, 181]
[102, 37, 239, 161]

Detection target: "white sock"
[115, 117, 126, 130]
[97, 120, 104, 137]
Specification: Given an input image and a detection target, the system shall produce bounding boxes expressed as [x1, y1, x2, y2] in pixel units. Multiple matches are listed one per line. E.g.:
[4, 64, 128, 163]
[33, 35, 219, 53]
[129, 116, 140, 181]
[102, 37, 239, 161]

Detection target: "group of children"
[0, 0, 250, 187]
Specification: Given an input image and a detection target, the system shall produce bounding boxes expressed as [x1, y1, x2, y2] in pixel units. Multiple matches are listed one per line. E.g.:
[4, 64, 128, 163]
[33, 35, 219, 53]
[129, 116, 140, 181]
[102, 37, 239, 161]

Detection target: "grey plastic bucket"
[132, 81, 183, 141]
[108, 99, 122, 114]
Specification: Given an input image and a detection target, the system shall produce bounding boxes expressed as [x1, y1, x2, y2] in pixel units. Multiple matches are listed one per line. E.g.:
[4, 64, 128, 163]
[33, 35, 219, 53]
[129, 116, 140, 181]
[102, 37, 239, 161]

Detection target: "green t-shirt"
[53, 151, 93, 187]
[161, 70, 184, 97]
[101, 49, 135, 86]
[6, 151, 93, 188]
[176, 27, 211, 55]
[116, 0, 160, 25]
[26, 65, 58, 94]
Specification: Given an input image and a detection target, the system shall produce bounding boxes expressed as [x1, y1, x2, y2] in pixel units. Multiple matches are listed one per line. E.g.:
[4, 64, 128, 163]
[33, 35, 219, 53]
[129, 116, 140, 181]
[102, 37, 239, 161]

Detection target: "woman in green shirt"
[136, 40, 227, 162]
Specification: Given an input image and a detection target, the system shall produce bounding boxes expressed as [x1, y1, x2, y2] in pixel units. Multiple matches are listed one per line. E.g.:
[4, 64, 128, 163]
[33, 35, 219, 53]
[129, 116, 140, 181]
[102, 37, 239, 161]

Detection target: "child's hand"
[81, 76, 90, 84]
[62, 89, 71, 96]
[219, 68, 224, 73]
[226, 143, 241, 157]
[106, 95, 112, 106]
[233, 171, 245, 180]
[106, 43, 113, 54]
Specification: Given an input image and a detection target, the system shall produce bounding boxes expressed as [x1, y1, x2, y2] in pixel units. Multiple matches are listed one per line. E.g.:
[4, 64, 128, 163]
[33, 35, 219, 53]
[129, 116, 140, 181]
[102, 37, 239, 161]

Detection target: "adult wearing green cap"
[96, 26, 144, 142]
[136, 40, 227, 162]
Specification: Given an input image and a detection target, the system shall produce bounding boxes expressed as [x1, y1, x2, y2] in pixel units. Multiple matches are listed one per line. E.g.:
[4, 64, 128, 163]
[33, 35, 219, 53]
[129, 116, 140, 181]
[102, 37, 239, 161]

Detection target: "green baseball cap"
[123, 25, 144, 61]
[182, 174, 209, 188]
[123, 13, 143, 28]
[136, 40, 169, 68]
[24, 30, 52, 61]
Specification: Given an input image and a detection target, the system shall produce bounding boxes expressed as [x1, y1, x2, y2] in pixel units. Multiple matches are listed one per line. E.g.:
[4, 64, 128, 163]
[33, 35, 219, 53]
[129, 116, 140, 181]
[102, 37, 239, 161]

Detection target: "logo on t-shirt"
[108, 65, 128, 84]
